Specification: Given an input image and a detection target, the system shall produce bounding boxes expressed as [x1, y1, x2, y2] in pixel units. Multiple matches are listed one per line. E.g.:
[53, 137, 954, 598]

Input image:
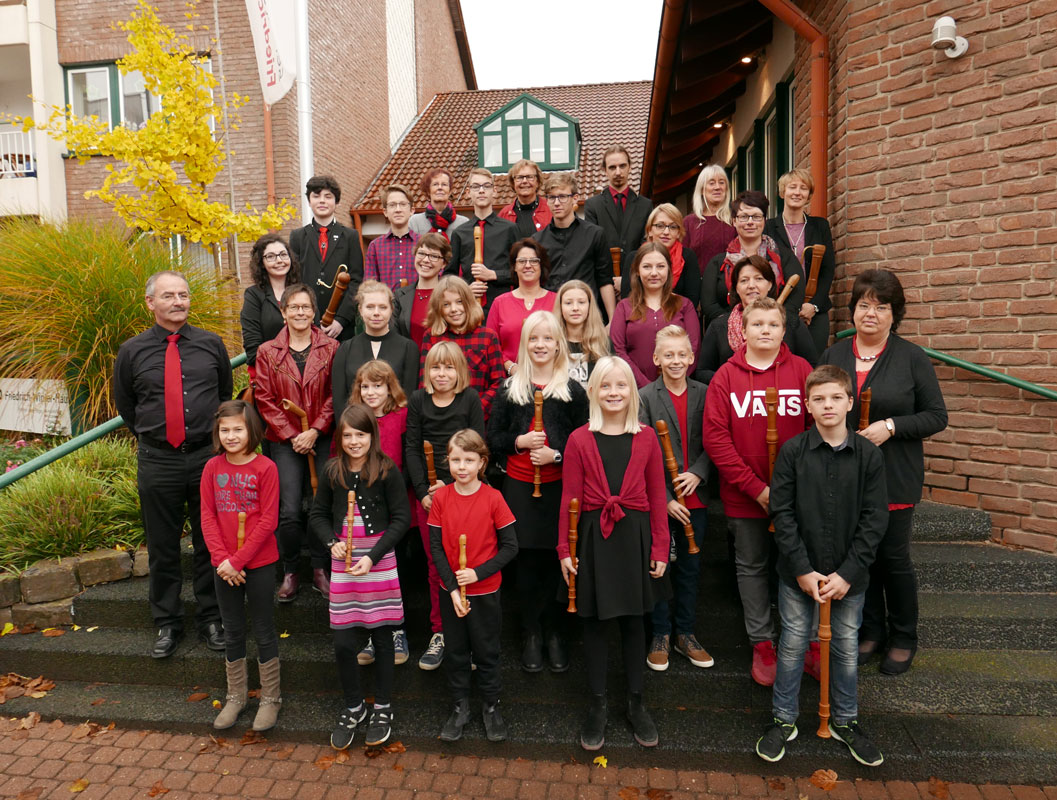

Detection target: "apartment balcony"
[0, 1, 29, 47]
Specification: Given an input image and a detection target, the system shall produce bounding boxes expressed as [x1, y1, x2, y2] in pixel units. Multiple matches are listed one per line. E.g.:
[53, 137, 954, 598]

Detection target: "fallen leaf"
[90, 699, 106, 707]
[212, 700, 221, 709]
[147, 780, 170, 797]
[18, 711, 40, 730]
[27, 692, 47, 699]
[86, 627, 98, 632]
[17, 624, 38, 634]
[364, 747, 385, 759]
[272, 746, 294, 759]
[70, 723, 93, 740]
[42, 629, 65, 638]
[769, 779, 787, 791]
[16, 788, 43, 800]
[384, 741, 406, 754]
[239, 730, 266, 745]
[72, 625, 81, 631]
[186, 692, 210, 703]
[247, 689, 260, 699]
[69, 778, 90, 792]
[646, 791, 673, 800]
[0, 623, 13, 637]
[928, 778, 950, 800]
[279, 631, 290, 639]
[315, 753, 335, 770]
[809, 769, 838, 791]
[593, 755, 608, 768]
[334, 750, 350, 764]
[618, 788, 640, 800]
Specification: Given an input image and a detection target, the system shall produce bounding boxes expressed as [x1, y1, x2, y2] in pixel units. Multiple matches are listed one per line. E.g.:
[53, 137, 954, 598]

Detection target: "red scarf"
[727, 304, 745, 352]
[720, 234, 783, 303]
[668, 239, 686, 287]
[424, 203, 455, 239]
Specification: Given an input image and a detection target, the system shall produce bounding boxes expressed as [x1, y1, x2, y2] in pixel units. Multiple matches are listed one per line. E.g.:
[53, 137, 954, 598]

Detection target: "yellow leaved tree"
[14, 0, 295, 249]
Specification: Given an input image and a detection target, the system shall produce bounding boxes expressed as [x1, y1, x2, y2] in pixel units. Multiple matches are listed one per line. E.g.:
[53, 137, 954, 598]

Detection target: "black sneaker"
[365, 707, 392, 747]
[330, 705, 367, 750]
[829, 720, 884, 767]
[482, 701, 508, 742]
[755, 718, 798, 763]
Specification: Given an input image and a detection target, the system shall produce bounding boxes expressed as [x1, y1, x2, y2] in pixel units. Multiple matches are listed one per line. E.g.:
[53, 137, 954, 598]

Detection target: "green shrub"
[0, 437, 143, 572]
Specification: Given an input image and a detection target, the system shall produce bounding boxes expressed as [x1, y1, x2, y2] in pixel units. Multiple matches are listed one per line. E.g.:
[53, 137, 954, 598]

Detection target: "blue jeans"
[772, 582, 863, 726]
[651, 509, 706, 637]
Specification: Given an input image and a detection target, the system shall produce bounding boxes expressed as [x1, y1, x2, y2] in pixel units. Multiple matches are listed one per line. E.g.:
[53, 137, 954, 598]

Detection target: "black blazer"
[240, 285, 286, 367]
[310, 463, 410, 565]
[701, 247, 805, 326]
[695, 308, 818, 384]
[486, 380, 589, 468]
[393, 282, 416, 339]
[637, 377, 710, 505]
[289, 220, 365, 331]
[819, 334, 948, 504]
[331, 328, 419, 411]
[620, 247, 701, 310]
[584, 188, 653, 263]
[764, 215, 837, 313]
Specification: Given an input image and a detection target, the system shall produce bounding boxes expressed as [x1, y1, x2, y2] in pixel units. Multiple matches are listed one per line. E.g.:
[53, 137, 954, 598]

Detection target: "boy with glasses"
[365, 184, 419, 290]
[447, 167, 518, 310]
[499, 159, 552, 237]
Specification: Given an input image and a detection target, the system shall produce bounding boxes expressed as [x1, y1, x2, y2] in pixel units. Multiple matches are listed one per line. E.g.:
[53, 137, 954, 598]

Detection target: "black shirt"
[769, 426, 889, 593]
[447, 212, 518, 305]
[239, 285, 285, 367]
[114, 323, 233, 444]
[513, 199, 540, 238]
[404, 388, 486, 499]
[331, 328, 419, 411]
[534, 217, 612, 293]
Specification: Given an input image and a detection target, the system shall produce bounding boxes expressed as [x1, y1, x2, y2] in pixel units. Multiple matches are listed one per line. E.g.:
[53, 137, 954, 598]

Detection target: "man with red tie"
[584, 145, 653, 268]
[446, 167, 518, 309]
[114, 271, 233, 659]
[289, 175, 364, 340]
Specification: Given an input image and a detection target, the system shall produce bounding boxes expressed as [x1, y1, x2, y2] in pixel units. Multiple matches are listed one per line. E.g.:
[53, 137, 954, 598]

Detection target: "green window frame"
[475, 93, 580, 173]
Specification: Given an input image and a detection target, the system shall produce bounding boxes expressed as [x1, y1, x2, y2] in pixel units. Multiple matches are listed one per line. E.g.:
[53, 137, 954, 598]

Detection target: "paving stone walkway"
[1, 714, 1055, 800]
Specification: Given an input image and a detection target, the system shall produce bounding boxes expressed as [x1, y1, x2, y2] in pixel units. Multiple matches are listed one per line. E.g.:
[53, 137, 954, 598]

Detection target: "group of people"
[113, 151, 947, 766]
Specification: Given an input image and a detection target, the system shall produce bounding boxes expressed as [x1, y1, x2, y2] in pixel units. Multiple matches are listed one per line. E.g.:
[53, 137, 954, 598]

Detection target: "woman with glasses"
[485, 239, 558, 369]
[409, 168, 469, 239]
[619, 204, 701, 310]
[394, 234, 452, 350]
[498, 159, 552, 237]
[241, 233, 302, 375]
[701, 190, 803, 326]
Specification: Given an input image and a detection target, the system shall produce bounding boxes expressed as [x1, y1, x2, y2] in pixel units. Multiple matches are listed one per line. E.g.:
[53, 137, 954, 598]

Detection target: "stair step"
[909, 501, 993, 542]
[914, 542, 1057, 592]
[2, 680, 1055, 785]
[918, 592, 1057, 650]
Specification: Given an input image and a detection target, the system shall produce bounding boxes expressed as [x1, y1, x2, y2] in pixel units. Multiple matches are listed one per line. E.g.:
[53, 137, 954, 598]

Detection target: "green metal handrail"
[0, 352, 248, 491]
[835, 328, 1057, 401]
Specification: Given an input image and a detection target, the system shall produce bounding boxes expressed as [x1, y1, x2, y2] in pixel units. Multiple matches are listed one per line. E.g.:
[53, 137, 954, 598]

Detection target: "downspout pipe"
[757, 0, 829, 217]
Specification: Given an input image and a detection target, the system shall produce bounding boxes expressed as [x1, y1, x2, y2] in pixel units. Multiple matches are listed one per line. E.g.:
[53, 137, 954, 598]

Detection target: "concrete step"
[2, 679, 1055, 785]
[908, 501, 993, 542]
[3, 625, 1055, 717]
[914, 542, 1057, 592]
[918, 592, 1057, 650]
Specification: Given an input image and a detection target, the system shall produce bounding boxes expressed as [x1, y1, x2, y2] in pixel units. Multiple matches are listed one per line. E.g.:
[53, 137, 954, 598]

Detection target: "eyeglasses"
[651, 222, 679, 232]
[856, 301, 892, 314]
[417, 252, 445, 263]
[545, 193, 575, 203]
[514, 175, 537, 183]
[736, 214, 764, 223]
[515, 257, 541, 266]
[285, 304, 313, 313]
[468, 182, 494, 192]
[263, 252, 291, 263]
[385, 201, 410, 210]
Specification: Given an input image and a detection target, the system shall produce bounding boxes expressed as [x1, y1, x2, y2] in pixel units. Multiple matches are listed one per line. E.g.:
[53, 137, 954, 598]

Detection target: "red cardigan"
[557, 424, 669, 563]
[255, 326, 339, 442]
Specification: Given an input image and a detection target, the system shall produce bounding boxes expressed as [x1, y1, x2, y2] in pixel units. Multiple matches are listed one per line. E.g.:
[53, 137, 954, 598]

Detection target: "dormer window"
[475, 93, 580, 172]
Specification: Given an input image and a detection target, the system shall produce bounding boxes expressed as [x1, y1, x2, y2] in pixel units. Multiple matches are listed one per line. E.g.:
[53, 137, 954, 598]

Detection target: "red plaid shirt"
[364, 230, 419, 289]
[419, 326, 506, 419]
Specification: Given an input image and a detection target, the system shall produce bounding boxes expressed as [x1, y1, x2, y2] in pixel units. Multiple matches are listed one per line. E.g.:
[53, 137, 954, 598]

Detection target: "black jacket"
[392, 282, 417, 339]
[637, 377, 710, 505]
[764, 215, 837, 313]
[239, 285, 286, 368]
[701, 247, 805, 326]
[486, 380, 589, 468]
[584, 188, 653, 263]
[331, 329, 419, 411]
[289, 220, 364, 332]
[310, 463, 411, 565]
[696, 308, 818, 384]
[770, 426, 888, 593]
[819, 334, 948, 504]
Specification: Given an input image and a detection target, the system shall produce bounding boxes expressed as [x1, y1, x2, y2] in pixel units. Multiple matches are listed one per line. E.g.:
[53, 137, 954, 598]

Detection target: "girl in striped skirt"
[311, 404, 412, 750]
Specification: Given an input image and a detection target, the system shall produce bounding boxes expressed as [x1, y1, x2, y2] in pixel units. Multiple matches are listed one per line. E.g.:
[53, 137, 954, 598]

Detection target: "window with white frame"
[476, 94, 579, 173]
[64, 61, 207, 131]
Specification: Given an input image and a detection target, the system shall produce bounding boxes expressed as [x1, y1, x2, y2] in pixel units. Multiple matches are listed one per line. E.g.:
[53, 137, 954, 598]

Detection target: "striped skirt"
[329, 505, 404, 630]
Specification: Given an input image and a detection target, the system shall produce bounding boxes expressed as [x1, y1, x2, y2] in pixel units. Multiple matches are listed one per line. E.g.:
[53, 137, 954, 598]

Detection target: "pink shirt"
[484, 290, 557, 363]
[610, 296, 700, 388]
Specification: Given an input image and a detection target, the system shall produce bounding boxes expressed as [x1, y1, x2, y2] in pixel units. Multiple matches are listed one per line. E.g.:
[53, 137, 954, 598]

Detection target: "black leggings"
[213, 566, 278, 662]
[516, 547, 563, 636]
[582, 614, 645, 696]
[334, 625, 395, 706]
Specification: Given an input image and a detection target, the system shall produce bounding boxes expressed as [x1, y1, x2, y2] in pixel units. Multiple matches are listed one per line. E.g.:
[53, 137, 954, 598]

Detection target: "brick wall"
[794, 0, 1057, 552]
[415, 0, 468, 111]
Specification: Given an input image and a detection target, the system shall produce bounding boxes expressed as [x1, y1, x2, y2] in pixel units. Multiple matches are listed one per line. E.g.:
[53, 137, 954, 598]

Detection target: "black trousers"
[213, 566, 278, 662]
[439, 588, 502, 705]
[583, 614, 645, 696]
[334, 625, 395, 706]
[137, 440, 219, 631]
[271, 438, 331, 571]
[861, 506, 918, 649]
[515, 547, 563, 637]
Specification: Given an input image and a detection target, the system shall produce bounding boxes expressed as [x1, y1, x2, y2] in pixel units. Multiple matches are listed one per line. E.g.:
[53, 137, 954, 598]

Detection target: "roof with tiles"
[354, 80, 653, 211]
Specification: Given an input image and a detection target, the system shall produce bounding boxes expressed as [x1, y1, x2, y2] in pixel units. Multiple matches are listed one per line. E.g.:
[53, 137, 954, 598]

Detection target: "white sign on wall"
[0, 379, 72, 436]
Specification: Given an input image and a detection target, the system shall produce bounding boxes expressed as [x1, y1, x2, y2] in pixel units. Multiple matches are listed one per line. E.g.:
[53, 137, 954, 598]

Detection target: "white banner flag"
[245, 0, 296, 106]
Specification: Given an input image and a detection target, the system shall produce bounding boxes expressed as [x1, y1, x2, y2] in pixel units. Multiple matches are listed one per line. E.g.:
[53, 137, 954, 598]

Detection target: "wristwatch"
[553, 450, 563, 464]
[884, 419, 895, 435]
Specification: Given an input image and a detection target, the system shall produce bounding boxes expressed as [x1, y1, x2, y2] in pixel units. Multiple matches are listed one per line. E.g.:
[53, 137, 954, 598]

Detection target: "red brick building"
[645, 0, 1057, 552]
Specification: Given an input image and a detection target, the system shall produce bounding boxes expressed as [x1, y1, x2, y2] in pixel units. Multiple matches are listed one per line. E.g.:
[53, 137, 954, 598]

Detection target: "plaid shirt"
[364, 230, 419, 289]
[419, 327, 506, 419]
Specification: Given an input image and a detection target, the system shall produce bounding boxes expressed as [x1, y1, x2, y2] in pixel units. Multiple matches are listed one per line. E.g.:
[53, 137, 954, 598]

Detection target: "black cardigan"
[240, 285, 286, 367]
[331, 328, 419, 411]
[486, 380, 589, 469]
[393, 283, 417, 339]
[619, 247, 702, 310]
[701, 247, 805, 326]
[819, 334, 948, 504]
[764, 215, 837, 313]
[405, 388, 486, 499]
[309, 463, 411, 565]
[695, 308, 818, 384]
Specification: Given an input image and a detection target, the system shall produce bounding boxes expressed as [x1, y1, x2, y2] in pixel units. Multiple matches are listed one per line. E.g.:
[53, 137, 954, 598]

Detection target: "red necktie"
[164, 333, 185, 448]
[318, 226, 329, 261]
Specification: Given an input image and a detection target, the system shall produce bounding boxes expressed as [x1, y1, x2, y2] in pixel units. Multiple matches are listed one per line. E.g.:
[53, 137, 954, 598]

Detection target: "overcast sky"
[459, 0, 663, 89]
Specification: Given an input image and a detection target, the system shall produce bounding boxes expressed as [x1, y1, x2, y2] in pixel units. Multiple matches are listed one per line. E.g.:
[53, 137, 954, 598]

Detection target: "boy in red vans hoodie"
[702, 297, 811, 686]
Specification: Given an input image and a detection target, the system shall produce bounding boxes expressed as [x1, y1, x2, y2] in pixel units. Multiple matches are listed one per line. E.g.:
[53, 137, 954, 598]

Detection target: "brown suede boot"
[253, 658, 282, 731]
[213, 658, 247, 730]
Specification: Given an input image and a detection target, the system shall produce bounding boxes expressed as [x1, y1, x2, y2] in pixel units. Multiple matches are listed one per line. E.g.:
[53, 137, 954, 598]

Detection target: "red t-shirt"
[667, 387, 705, 510]
[427, 482, 515, 595]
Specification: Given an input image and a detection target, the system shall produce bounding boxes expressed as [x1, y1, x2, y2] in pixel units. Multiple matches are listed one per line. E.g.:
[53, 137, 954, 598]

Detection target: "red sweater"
[200, 454, 280, 570]
[557, 424, 669, 564]
[702, 343, 812, 518]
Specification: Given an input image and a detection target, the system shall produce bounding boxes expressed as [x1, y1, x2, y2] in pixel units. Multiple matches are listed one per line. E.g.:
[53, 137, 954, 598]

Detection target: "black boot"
[546, 632, 569, 673]
[580, 694, 607, 751]
[439, 699, 471, 742]
[626, 692, 658, 747]
[482, 700, 508, 742]
[521, 630, 543, 673]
